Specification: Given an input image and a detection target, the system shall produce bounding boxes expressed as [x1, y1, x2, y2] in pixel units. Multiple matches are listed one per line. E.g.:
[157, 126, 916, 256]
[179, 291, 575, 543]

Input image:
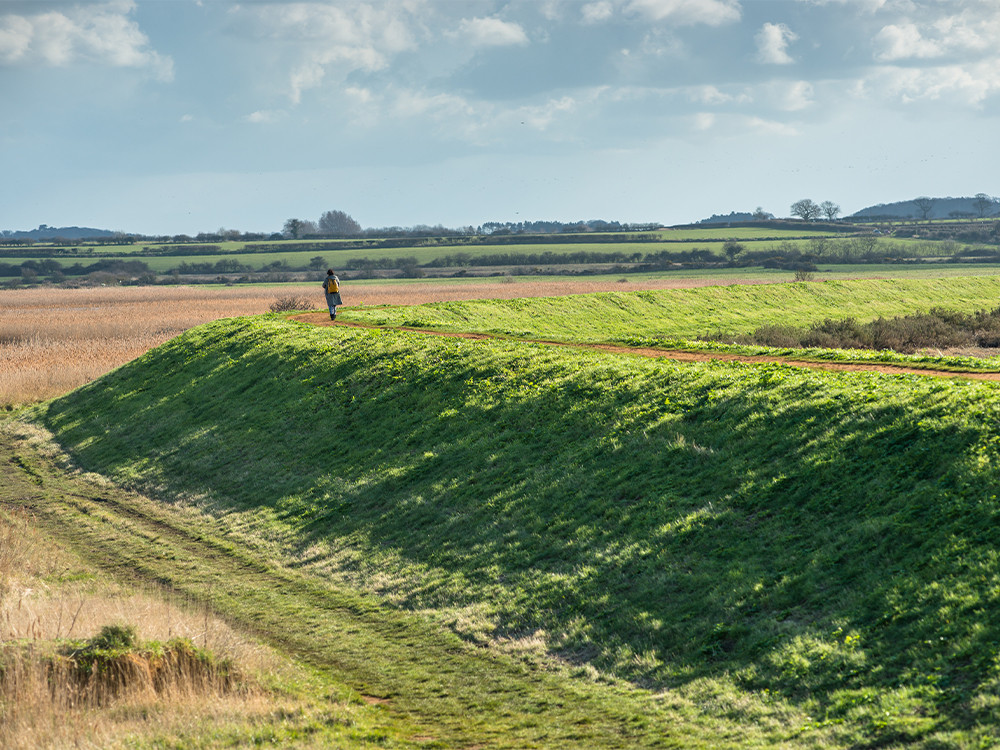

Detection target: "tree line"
[7, 234, 1000, 288]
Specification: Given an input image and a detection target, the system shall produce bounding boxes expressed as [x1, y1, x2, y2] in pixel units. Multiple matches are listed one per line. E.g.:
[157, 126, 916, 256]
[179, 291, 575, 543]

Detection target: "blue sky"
[1, 0, 998, 235]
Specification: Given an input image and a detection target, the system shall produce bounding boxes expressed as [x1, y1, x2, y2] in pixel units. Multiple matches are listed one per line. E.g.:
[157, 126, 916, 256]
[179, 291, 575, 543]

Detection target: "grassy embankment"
[341, 276, 1000, 369]
[12, 291, 1000, 747]
[0, 464, 442, 749]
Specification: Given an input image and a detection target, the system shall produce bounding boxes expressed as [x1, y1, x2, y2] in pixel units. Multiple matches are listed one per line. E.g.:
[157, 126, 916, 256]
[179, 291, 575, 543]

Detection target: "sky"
[1, 0, 998, 236]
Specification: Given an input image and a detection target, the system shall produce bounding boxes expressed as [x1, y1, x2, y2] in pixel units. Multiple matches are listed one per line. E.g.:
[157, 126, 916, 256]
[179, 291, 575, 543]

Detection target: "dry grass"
[0, 285, 290, 406]
[0, 506, 327, 749]
[0, 277, 745, 407]
[0, 506, 275, 664]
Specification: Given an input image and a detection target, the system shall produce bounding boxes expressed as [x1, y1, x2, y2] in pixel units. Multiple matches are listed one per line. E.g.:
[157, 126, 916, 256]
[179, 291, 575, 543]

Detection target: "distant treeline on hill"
[1, 218, 662, 245]
[850, 195, 1000, 221]
[1, 225, 127, 242]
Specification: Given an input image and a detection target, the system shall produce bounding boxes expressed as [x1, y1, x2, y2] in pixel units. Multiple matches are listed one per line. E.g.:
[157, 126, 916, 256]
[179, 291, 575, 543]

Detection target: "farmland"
[5, 274, 1000, 746]
[4, 218, 996, 284]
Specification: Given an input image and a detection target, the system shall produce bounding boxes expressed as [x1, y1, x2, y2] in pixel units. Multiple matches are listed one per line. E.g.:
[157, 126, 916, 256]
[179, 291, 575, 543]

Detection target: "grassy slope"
[342, 276, 1000, 344]
[3, 422, 704, 749]
[26, 314, 1000, 747]
[0, 494, 412, 750]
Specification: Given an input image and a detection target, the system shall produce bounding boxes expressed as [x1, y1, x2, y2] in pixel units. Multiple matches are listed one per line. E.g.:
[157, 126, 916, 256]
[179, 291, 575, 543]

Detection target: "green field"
[2, 225, 955, 276]
[6, 226, 847, 257]
[342, 276, 1000, 343]
[8, 277, 1000, 746]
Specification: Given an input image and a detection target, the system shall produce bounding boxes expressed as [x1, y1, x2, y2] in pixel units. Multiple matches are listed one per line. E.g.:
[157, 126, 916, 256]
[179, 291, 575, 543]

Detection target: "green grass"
[3, 410, 787, 749]
[6, 229, 962, 274]
[13, 227, 841, 258]
[18, 312, 1000, 747]
[11, 242, 713, 272]
[657, 227, 846, 240]
[342, 276, 1000, 345]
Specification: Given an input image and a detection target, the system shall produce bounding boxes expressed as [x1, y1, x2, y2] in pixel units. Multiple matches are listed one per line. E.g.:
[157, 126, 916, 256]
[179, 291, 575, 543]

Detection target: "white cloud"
[873, 23, 942, 61]
[746, 116, 799, 136]
[244, 109, 284, 124]
[637, 29, 686, 58]
[243, 3, 419, 104]
[870, 62, 1000, 106]
[626, 0, 741, 25]
[793, 0, 912, 11]
[516, 95, 578, 131]
[582, 2, 615, 24]
[455, 17, 529, 47]
[932, 8, 1000, 56]
[0, 0, 172, 79]
[391, 89, 474, 120]
[0, 15, 32, 63]
[345, 86, 374, 104]
[780, 80, 813, 110]
[689, 84, 750, 105]
[693, 111, 715, 130]
[873, 8, 1000, 62]
[539, 0, 566, 22]
[693, 85, 730, 105]
[755, 22, 798, 65]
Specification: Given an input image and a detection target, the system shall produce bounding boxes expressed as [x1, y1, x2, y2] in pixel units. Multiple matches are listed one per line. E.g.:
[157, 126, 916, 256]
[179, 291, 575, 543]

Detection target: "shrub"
[89, 623, 138, 651]
[712, 307, 1000, 353]
[793, 269, 815, 282]
[268, 296, 311, 313]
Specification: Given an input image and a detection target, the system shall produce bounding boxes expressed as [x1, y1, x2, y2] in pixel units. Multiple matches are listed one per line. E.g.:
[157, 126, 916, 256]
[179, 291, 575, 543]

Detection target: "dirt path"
[292, 312, 1000, 382]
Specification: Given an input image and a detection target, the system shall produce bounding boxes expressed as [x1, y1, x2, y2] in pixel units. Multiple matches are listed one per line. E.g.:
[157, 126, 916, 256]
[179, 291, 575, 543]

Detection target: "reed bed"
[0, 277, 744, 406]
[0, 507, 298, 750]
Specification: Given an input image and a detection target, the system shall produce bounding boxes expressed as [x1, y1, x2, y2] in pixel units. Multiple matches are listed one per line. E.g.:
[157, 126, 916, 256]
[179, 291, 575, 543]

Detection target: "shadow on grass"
[39, 317, 1000, 734]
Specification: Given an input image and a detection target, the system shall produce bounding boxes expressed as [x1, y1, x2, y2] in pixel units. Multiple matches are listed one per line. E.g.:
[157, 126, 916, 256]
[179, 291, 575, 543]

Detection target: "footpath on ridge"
[292, 312, 1000, 383]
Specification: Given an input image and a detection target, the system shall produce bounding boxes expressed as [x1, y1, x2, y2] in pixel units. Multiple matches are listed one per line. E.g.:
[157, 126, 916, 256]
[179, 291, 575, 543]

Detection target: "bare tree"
[283, 218, 303, 239]
[790, 198, 821, 221]
[318, 210, 362, 236]
[913, 196, 935, 221]
[752, 206, 773, 221]
[820, 201, 840, 221]
[850, 233, 879, 257]
[973, 193, 997, 219]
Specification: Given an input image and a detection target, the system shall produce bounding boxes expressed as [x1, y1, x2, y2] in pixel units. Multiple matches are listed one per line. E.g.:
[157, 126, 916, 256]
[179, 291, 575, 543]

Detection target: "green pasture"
[19, 311, 1000, 747]
[341, 276, 1000, 344]
[658, 226, 844, 240]
[5, 239, 954, 275]
[5, 224, 954, 273]
[8, 241, 725, 271]
[17, 226, 840, 255]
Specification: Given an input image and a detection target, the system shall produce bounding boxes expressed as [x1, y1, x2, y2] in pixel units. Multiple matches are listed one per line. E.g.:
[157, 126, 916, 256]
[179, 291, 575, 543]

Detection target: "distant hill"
[850, 196, 999, 221]
[2, 224, 120, 240]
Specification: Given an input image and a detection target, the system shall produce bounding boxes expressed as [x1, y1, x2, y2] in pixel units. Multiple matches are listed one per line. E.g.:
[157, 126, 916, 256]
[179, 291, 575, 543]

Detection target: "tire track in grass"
[293, 312, 1000, 382]
[0, 421, 733, 750]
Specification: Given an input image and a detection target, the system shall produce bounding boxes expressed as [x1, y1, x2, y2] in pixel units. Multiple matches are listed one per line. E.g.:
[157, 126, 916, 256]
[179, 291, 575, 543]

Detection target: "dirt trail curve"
[291, 312, 1000, 383]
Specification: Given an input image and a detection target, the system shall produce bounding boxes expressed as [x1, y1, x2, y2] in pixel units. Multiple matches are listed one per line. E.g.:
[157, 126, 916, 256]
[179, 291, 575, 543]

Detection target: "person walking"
[323, 269, 342, 320]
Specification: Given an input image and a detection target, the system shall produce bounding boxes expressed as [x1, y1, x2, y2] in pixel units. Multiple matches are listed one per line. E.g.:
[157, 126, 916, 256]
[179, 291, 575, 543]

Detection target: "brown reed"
[0, 507, 306, 749]
[0, 277, 724, 407]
